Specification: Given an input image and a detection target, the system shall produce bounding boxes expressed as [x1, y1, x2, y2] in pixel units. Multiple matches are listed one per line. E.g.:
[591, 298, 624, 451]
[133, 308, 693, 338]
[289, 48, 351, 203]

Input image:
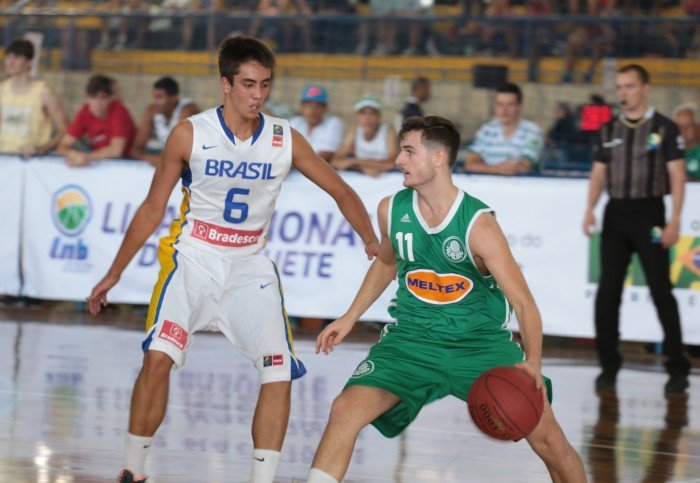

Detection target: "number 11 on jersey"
[395, 232, 415, 261]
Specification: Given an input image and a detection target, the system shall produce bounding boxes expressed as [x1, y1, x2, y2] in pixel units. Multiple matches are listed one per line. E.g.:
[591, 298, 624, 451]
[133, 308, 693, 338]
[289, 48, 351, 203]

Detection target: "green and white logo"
[52, 185, 92, 237]
[351, 360, 375, 378]
[442, 236, 467, 262]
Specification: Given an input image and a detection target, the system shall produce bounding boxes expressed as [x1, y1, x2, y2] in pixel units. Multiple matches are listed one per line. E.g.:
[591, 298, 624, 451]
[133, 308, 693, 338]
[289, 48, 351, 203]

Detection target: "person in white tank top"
[87, 36, 379, 483]
[131, 76, 199, 165]
[331, 93, 398, 177]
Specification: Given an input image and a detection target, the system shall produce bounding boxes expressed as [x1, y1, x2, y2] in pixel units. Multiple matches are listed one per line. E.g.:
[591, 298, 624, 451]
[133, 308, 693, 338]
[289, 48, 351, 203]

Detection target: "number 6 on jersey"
[224, 187, 249, 223]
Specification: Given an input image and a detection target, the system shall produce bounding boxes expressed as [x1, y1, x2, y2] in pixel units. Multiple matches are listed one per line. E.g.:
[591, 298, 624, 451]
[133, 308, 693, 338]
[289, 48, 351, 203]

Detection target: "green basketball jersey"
[387, 188, 512, 343]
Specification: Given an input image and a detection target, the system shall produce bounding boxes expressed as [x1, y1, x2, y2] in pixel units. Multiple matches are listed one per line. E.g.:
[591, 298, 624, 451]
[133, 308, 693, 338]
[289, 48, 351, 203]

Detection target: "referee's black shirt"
[594, 108, 684, 199]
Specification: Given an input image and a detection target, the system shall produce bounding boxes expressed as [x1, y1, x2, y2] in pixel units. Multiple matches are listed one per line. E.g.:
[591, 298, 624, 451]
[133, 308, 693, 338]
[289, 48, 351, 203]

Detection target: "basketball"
[467, 366, 544, 441]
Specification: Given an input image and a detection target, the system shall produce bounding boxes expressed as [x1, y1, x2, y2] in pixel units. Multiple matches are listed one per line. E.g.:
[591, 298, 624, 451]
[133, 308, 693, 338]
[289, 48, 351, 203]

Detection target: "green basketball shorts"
[344, 328, 553, 438]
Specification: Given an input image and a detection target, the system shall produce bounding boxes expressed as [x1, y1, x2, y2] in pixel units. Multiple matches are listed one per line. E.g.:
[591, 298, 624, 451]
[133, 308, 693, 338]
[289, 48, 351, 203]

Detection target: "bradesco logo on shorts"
[191, 219, 263, 247]
[405, 269, 473, 304]
[159, 320, 188, 350]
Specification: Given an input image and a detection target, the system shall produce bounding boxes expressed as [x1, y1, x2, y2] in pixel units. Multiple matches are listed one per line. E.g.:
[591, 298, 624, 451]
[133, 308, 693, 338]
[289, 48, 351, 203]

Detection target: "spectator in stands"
[546, 102, 579, 163]
[560, 0, 615, 84]
[462, 83, 543, 175]
[58, 74, 136, 166]
[358, 0, 426, 55]
[176, 0, 257, 51]
[521, 0, 556, 81]
[248, 0, 313, 52]
[0, 38, 68, 156]
[290, 85, 345, 161]
[167, 0, 207, 51]
[548, 102, 577, 145]
[475, 0, 516, 57]
[397, 77, 431, 129]
[313, 0, 357, 53]
[331, 93, 398, 176]
[618, 0, 682, 58]
[97, 0, 150, 50]
[674, 103, 700, 181]
[132, 76, 199, 165]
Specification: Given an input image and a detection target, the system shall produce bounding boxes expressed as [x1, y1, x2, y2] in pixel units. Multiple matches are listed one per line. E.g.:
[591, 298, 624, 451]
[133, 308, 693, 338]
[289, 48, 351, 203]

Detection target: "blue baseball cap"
[300, 85, 328, 104]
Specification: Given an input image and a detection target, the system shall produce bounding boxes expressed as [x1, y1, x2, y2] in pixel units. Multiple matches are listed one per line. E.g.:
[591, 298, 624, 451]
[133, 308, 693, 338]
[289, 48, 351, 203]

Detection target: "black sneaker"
[118, 470, 147, 483]
[595, 369, 618, 391]
[664, 375, 689, 394]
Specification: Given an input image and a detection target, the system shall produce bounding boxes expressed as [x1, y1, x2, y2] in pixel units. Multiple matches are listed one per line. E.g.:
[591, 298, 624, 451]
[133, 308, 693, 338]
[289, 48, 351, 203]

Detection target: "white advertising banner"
[268, 173, 700, 344]
[0, 157, 23, 296]
[21, 158, 182, 303]
[14, 157, 700, 343]
[262, 172, 402, 321]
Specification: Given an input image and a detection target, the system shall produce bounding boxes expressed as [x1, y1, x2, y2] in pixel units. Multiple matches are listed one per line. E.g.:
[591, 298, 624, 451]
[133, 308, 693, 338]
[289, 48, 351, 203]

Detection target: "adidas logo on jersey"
[401, 214, 411, 223]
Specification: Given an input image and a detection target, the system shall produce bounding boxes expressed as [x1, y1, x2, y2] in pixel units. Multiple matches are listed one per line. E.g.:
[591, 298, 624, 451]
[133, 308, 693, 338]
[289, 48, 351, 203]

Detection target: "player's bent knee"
[328, 394, 351, 420]
[142, 350, 175, 377]
[529, 425, 569, 460]
[327, 394, 363, 428]
[527, 411, 569, 456]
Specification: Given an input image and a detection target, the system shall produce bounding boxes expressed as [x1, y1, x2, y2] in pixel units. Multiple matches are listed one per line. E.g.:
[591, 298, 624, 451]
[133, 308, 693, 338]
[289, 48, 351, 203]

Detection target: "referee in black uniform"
[583, 64, 690, 394]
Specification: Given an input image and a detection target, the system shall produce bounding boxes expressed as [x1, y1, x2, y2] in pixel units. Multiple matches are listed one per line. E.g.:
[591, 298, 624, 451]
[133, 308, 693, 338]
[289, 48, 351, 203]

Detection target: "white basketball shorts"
[143, 243, 306, 383]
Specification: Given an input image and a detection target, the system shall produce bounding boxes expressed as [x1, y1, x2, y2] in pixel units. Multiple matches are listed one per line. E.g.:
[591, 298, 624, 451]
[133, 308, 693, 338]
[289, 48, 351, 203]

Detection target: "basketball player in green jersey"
[306, 116, 586, 483]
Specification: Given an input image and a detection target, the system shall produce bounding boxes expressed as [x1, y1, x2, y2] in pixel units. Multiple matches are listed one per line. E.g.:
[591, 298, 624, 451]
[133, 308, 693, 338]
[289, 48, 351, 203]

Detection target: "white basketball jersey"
[172, 107, 292, 256]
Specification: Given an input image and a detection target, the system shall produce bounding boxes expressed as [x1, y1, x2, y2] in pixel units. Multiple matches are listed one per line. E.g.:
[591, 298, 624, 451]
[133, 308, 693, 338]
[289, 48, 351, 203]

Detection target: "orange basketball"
[467, 365, 544, 441]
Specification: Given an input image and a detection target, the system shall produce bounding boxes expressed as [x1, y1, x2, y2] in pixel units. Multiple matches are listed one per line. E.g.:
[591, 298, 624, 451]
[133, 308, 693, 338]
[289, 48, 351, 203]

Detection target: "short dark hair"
[218, 35, 276, 84]
[5, 38, 34, 60]
[496, 83, 522, 103]
[618, 63, 650, 84]
[399, 116, 461, 167]
[86, 74, 114, 96]
[153, 76, 179, 96]
[411, 77, 430, 93]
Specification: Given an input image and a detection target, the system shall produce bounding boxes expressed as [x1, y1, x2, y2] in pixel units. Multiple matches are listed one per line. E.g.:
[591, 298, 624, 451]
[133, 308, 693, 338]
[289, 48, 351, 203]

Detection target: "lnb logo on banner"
[50, 185, 92, 261]
[588, 234, 700, 290]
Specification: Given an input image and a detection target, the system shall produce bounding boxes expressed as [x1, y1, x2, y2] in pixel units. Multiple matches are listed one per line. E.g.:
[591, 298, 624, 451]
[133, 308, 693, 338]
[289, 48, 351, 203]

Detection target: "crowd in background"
[1, 0, 699, 68]
[1, 35, 699, 181]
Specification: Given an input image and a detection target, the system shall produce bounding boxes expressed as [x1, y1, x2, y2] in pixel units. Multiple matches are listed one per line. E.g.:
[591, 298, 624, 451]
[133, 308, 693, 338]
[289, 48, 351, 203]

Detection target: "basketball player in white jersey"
[131, 76, 199, 166]
[87, 36, 379, 483]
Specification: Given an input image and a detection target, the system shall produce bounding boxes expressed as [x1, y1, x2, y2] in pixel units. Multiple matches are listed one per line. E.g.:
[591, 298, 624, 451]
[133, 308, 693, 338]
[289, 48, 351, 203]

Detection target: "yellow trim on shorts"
[145, 187, 191, 330]
[272, 263, 298, 358]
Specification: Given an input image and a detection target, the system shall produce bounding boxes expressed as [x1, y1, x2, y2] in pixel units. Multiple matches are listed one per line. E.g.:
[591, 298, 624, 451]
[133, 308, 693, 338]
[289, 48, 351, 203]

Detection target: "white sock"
[307, 468, 339, 483]
[249, 449, 281, 483]
[124, 432, 152, 478]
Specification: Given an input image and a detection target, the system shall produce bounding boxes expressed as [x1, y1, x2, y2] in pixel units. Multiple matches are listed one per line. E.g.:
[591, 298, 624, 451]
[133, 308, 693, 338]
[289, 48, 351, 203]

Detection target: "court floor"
[0, 317, 698, 482]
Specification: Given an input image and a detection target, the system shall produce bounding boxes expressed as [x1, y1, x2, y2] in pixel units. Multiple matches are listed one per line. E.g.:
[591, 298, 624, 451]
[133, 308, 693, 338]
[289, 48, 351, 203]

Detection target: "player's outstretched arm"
[86, 121, 192, 316]
[317, 197, 396, 354]
[291, 129, 379, 259]
[469, 213, 544, 386]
